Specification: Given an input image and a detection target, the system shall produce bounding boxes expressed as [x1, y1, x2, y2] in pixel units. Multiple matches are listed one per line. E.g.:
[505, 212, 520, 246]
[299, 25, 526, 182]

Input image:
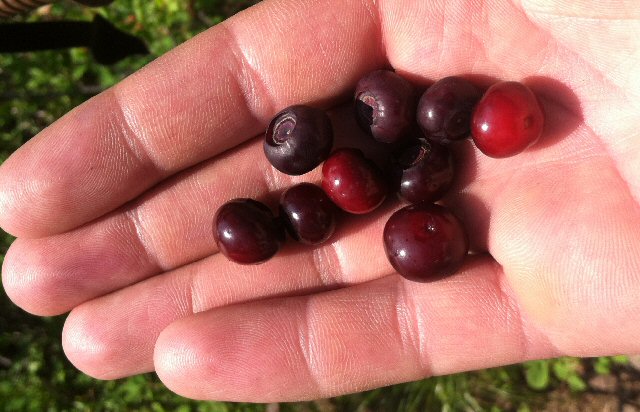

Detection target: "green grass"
[0, 1, 628, 411]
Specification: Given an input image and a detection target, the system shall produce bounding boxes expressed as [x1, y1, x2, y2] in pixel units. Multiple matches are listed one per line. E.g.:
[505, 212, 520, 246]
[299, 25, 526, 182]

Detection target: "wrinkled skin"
[1, 0, 639, 403]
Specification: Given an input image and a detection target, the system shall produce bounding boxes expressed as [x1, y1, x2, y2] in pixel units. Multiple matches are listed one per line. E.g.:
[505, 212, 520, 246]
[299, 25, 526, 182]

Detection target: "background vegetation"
[1, 1, 638, 410]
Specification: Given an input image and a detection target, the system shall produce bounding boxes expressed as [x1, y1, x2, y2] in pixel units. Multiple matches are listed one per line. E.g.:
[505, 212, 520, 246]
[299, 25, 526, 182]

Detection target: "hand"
[1, 0, 639, 402]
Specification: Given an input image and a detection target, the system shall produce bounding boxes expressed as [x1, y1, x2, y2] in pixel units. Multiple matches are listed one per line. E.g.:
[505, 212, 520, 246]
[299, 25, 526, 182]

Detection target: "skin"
[1, 0, 640, 402]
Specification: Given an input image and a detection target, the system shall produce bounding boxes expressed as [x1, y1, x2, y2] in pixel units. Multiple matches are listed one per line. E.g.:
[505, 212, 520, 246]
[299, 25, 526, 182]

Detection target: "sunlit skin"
[1, 0, 639, 403]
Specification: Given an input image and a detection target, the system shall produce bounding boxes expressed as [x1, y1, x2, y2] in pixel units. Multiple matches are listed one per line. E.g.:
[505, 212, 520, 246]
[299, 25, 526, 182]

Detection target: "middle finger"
[61, 201, 398, 379]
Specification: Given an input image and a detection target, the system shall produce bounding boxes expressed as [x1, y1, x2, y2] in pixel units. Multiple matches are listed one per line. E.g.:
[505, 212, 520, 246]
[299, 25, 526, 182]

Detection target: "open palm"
[2, 0, 639, 402]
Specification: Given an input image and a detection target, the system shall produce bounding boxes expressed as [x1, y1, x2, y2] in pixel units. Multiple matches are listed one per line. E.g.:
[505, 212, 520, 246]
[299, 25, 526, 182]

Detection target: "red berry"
[383, 203, 468, 281]
[471, 81, 544, 158]
[322, 148, 387, 214]
[390, 139, 455, 204]
[279, 183, 337, 245]
[214, 199, 284, 264]
[417, 76, 481, 144]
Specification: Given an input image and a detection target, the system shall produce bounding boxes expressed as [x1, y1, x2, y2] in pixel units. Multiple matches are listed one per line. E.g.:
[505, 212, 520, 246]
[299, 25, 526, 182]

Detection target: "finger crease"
[109, 88, 165, 178]
[395, 279, 432, 377]
[494, 263, 532, 361]
[362, 0, 387, 63]
[123, 207, 165, 273]
[260, 156, 285, 195]
[311, 244, 345, 289]
[218, 22, 276, 127]
[297, 300, 327, 397]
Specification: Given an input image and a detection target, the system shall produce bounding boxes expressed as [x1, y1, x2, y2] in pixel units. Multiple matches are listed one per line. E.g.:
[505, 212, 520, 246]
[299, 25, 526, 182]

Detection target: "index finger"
[0, 0, 385, 237]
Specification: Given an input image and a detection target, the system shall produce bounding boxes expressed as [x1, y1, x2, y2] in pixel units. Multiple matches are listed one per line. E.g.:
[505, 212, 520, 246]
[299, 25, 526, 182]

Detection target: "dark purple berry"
[417, 76, 481, 144]
[391, 139, 454, 204]
[383, 203, 468, 281]
[322, 148, 387, 214]
[279, 183, 337, 245]
[214, 199, 284, 264]
[264, 105, 333, 175]
[354, 70, 416, 144]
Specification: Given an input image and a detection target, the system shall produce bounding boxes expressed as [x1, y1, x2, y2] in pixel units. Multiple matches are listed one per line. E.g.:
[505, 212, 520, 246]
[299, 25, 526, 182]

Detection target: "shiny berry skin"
[213, 199, 285, 264]
[417, 76, 481, 144]
[279, 183, 337, 245]
[391, 139, 454, 204]
[384, 203, 468, 282]
[264, 105, 333, 175]
[471, 81, 544, 158]
[354, 70, 416, 144]
[322, 148, 387, 214]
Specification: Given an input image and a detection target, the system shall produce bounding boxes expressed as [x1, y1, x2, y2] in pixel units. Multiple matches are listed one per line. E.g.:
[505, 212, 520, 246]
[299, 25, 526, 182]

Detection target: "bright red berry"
[322, 148, 387, 214]
[471, 81, 544, 158]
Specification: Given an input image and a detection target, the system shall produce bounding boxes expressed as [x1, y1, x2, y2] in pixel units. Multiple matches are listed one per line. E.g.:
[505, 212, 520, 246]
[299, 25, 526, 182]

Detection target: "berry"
[391, 139, 454, 204]
[471, 81, 544, 158]
[354, 70, 416, 144]
[279, 183, 337, 245]
[417, 76, 481, 144]
[264, 105, 333, 175]
[213, 199, 284, 264]
[322, 148, 387, 214]
[383, 203, 468, 281]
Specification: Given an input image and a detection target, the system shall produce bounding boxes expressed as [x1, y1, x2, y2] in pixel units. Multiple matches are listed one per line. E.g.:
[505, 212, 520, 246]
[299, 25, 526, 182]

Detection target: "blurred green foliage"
[0, 1, 633, 411]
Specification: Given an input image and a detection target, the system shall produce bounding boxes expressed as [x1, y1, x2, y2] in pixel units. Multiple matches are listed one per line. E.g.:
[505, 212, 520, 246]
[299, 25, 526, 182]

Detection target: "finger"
[0, 0, 386, 237]
[483, 141, 640, 354]
[1, 105, 394, 317]
[61, 204, 397, 379]
[441, 94, 588, 250]
[153, 257, 562, 402]
[0, 91, 578, 317]
[381, 0, 640, 207]
[521, 0, 640, 204]
[1, 77, 590, 320]
[1, 136, 300, 316]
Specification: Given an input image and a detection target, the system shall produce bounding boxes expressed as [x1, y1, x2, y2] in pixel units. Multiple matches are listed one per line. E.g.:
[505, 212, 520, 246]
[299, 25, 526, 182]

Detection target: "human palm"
[1, 0, 639, 402]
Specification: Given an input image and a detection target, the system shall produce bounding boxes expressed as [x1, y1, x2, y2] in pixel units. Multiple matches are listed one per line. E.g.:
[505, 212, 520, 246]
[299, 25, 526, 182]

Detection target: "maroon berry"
[322, 148, 387, 214]
[383, 203, 468, 281]
[279, 183, 337, 245]
[391, 139, 454, 204]
[214, 199, 284, 264]
[354, 70, 416, 144]
[417, 76, 481, 144]
[471, 81, 544, 158]
[264, 105, 333, 175]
